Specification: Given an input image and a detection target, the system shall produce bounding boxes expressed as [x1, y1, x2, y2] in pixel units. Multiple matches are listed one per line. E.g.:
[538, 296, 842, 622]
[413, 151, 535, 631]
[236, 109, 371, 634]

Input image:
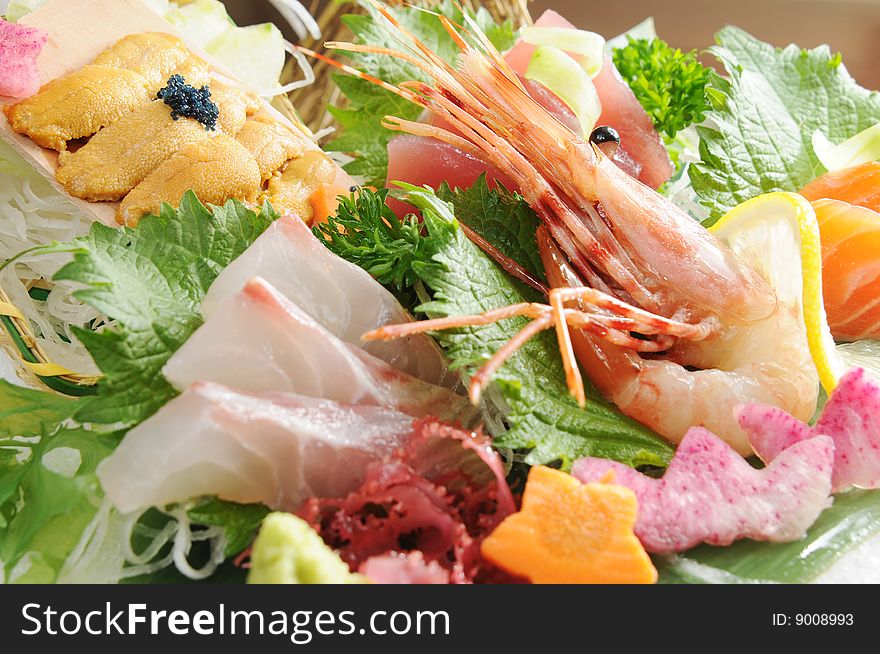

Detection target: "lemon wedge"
[710, 192, 846, 393]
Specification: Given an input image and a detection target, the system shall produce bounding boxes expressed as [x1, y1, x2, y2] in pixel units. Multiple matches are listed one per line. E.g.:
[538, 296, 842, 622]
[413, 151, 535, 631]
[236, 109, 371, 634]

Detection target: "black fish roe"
[157, 74, 219, 131]
[589, 125, 621, 157]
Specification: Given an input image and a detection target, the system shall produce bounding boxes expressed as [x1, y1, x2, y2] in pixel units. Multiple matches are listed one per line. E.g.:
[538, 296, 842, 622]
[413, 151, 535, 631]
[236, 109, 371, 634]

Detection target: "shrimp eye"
[589, 125, 620, 157]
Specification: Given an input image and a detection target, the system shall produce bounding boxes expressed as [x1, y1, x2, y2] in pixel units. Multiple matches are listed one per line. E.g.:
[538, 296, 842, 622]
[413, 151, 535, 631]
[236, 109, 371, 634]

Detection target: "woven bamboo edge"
[0, 283, 101, 392]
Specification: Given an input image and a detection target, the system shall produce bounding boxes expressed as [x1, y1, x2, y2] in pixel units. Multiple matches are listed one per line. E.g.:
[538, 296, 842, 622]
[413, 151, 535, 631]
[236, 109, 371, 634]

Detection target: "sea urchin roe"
[156, 74, 218, 131]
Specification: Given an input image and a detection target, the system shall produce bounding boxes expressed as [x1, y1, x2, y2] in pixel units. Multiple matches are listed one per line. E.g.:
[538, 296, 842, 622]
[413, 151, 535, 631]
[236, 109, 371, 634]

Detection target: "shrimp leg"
[363, 287, 711, 406]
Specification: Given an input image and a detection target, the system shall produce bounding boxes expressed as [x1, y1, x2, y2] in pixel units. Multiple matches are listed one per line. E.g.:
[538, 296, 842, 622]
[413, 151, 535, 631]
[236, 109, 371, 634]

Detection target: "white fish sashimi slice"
[97, 382, 415, 513]
[202, 216, 454, 387]
[165, 277, 478, 426]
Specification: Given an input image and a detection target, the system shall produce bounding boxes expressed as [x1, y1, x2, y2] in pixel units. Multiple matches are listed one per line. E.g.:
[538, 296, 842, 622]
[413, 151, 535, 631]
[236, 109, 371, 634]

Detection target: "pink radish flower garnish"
[0, 19, 48, 98]
[739, 367, 880, 492]
[571, 428, 834, 553]
[359, 552, 450, 585]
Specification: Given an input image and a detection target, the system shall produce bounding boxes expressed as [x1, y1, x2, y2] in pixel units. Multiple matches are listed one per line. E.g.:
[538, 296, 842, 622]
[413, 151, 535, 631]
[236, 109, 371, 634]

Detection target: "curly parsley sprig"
[313, 187, 434, 302]
[612, 37, 713, 140]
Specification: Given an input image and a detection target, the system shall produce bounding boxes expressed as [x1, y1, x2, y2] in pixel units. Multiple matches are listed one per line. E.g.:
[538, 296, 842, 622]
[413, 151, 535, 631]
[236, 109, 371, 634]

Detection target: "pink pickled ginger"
[360, 552, 450, 584]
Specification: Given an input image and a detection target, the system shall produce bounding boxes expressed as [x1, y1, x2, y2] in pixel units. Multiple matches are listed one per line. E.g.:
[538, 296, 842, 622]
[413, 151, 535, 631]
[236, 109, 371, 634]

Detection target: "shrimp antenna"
[364, 287, 712, 408]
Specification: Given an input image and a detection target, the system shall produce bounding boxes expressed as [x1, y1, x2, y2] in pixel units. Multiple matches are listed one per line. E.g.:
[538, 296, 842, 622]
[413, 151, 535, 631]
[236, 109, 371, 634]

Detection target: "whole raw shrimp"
[306, 2, 819, 454]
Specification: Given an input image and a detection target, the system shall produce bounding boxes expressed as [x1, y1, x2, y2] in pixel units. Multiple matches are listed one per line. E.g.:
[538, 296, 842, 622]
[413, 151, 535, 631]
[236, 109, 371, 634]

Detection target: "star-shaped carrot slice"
[481, 466, 657, 584]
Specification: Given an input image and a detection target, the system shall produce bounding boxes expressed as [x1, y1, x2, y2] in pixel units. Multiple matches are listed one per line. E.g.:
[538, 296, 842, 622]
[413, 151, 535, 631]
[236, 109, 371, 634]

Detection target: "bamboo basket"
[0, 284, 100, 394]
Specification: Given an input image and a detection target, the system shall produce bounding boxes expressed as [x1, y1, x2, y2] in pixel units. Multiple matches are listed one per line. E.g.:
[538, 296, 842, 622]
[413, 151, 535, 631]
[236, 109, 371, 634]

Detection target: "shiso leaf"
[690, 27, 880, 221]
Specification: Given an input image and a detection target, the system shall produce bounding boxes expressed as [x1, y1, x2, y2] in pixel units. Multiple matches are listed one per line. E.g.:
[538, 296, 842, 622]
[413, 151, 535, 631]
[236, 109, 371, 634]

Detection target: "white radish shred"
[267, 0, 321, 41]
[61, 501, 229, 582]
[0, 145, 104, 376]
[168, 507, 227, 581]
[275, 40, 316, 94]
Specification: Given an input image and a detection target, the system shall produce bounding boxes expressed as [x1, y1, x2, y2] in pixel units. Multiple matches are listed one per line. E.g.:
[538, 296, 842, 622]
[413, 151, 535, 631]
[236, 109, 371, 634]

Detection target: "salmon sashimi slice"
[3, 65, 152, 151]
[164, 277, 477, 425]
[801, 161, 880, 213]
[813, 198, 880, 340]
[116, 134, 261, 226]
[97, 382, 416, 512]
[202, 217, 454, 388]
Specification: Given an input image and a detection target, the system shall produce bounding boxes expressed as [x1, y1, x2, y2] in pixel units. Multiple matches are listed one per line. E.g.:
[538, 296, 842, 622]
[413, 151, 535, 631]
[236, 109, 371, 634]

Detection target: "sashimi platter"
[1, 0, 880, 585]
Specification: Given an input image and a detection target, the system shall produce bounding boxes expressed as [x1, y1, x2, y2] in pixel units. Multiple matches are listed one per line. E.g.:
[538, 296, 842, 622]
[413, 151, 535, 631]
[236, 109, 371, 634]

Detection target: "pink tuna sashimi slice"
[202, 216, 453, 388]
[387, 74, 582, 193]
[505, 10, 672, 189]
[385, 9, 660, 203]
[97, 382, 416, 512]
[164, 277, 477, 426]
[572, 427, 834, 553]
[504, 10, 576, 75]
[426, 74, 581, 136]
[738, 367, 880, 492]
[385, 74, 579, 214]
[0, 19, 47, 98]
[386, 134, 517, 201]
[592, 55, 672, 189]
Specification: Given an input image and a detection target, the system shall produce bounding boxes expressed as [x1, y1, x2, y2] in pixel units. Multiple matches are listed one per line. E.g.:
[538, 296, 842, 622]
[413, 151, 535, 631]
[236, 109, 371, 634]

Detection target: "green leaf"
[313, 186, 433, 304]
[327, 77, 422, 187]
[403, 186, 673, 468]
[437, 175, 545, 281]
[326, 0, 517, 187]
[0, 380, 80, 439]
[53, 193, 278, 427]
[691, 27, 880, 221]
[0, 380, 122, 582]
[612, 37, 713, 140]
[657, 489, 880, 583]
[187, 498, 270, 557]
[1, 195, 278, 582]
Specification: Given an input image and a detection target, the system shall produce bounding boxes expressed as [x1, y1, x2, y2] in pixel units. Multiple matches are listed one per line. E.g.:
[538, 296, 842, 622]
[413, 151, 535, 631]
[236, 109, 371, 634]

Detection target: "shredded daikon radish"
[0, 143, 103, 375]
[61, 501, 230, 583]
